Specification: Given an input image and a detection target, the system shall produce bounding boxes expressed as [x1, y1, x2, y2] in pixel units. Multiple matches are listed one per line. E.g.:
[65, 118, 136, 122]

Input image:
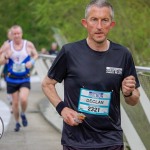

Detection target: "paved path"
[0, 80, 62, 150]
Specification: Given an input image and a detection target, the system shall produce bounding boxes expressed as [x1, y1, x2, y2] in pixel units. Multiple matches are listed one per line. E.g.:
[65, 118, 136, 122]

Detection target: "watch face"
[0, 117, 4, 139]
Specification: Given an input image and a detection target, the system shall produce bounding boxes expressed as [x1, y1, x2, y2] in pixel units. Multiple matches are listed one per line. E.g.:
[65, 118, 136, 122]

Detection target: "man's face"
[82, 6, 115, 44]
[12, 27, 23, 42]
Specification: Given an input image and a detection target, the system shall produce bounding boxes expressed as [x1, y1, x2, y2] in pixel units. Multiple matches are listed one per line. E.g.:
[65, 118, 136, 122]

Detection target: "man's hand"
[61, 107, 85, 126]
[25, 61, 33, 69]
[122, 75, 140, 106]
[122, 75, 136, 96]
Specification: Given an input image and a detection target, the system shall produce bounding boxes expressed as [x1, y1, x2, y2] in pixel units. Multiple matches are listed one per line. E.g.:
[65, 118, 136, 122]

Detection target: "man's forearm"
[42, 77, 62, 107]
[0, 53, 7, 65]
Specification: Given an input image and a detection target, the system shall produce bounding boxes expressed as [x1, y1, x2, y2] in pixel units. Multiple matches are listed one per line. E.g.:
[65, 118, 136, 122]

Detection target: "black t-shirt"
[48, 39, 140, 148]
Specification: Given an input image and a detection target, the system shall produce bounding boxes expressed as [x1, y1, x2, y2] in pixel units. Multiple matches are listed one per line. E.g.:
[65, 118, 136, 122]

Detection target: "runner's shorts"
[7, 82, 31, 94]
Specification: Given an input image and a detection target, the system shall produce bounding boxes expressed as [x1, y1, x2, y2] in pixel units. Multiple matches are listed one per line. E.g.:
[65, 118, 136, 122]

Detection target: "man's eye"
[91, 18, 97, 22]
[102, 19, 109, 24]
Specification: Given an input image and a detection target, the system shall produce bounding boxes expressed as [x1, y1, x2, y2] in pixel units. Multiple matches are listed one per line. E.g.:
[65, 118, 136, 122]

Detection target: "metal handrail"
[39, 53, 150, 73]
[136, 66, 150, 72]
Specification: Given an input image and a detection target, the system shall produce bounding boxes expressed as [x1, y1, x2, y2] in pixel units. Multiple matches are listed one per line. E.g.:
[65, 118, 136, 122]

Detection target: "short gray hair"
[11, 25, 23, 34]
[85, 0, 114, 20]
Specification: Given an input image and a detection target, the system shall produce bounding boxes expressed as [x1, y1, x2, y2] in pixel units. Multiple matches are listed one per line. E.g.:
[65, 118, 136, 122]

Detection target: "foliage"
[109, 0, 150, 65]
[0, 0, 39, 49]
[0, 0, 149, 66]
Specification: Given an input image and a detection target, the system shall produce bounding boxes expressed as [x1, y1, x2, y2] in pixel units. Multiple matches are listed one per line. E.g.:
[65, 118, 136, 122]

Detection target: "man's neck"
[13, 39, 23, 50]
[14, 39, 23, 45]
[86, 38, 110, 52]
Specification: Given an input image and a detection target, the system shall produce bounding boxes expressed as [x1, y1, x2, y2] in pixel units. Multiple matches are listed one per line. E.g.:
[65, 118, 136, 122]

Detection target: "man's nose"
[96, 20, 103, 29]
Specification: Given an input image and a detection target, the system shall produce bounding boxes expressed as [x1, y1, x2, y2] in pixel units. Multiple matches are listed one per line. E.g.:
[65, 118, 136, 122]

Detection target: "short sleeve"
[47, 46, 67, 83]
[123, 52, 140, 88]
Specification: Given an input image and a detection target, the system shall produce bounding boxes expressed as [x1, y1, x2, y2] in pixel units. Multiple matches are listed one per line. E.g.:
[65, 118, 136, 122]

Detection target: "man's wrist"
[56, 101, 66, 116]
[30, 58, 35, 65]
[123, 92, 133, 97]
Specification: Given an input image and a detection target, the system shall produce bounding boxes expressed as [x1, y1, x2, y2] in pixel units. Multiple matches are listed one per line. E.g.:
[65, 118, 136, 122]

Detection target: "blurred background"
[0, 1, 150, 150]
[0, 0, 150, 66]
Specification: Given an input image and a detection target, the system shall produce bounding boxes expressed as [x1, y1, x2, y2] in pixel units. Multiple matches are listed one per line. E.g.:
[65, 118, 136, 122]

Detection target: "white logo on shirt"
[106, 67, 122, 75]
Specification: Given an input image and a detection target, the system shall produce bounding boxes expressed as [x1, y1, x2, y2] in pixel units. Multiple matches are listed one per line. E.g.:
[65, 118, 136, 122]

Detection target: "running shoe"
[14, 123, 21, 132]
[21, 114, 28, 127]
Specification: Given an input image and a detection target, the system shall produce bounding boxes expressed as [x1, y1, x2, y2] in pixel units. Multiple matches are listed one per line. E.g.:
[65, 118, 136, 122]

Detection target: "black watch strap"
[123, 92, 132, 97]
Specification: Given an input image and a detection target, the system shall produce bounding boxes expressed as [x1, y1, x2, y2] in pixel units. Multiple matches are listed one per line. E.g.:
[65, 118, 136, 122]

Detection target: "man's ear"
[81, 19, 87, 28]
[110, 21, 116, 29]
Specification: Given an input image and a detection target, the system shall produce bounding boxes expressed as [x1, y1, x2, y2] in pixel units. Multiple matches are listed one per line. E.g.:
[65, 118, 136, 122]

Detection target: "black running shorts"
[7, 82, 31, 94]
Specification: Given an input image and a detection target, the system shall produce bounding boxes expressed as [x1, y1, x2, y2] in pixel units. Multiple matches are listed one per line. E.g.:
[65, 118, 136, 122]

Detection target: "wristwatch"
[123, 92, 133, 97]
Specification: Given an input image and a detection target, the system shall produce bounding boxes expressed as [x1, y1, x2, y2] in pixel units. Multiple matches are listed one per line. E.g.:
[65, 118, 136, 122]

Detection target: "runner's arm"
[26, 41, 38, 68]
[0, 43, 10, 65]
[42, 76, 62, 107]
[122, 75, 140, 106]
[27, 41, 38, 60]
[42, 76, 79, 126]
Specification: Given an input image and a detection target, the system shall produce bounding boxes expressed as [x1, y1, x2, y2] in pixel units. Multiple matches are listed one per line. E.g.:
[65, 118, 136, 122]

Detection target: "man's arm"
[27, 41, 38, 60]
[0, 53, 6, 65]
[42, 76, 79, 126]
[122, 75, 140, 106]
[0, 43, 11, 65]
[42, 76, 62, 107]
[26, 41, 38, 68]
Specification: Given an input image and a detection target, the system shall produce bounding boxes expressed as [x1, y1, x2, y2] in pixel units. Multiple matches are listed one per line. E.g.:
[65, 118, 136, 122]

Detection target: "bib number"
[78, 88, 112, 115]
[88, 106, 101, 113]
[12, 63, 26, 73]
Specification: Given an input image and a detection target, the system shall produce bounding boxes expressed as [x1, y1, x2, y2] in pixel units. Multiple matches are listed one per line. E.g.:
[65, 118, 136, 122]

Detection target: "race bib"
[12, 63, 26, 73]
[78, 88, 112, 115]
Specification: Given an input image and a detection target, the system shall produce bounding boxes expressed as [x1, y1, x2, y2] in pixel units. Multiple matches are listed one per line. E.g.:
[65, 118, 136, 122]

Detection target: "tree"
[0, 0, 149, 66]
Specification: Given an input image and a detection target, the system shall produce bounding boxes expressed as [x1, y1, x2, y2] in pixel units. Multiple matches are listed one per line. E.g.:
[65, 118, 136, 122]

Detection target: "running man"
[42, 0, 140, 149]
[0, 25, 38, 132]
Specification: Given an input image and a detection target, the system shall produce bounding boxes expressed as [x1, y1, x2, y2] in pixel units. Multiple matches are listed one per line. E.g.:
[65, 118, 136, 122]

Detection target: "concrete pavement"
[0, 80, 62, 150]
